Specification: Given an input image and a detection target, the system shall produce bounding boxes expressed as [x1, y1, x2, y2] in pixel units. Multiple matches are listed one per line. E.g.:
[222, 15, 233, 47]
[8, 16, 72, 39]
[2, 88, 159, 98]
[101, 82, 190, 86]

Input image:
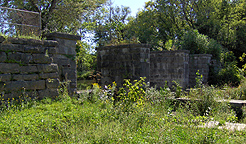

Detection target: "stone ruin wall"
[150, 50, 190, 88]
[97, 44, 150, 87]
[97, 44, 212, 88]
[189, 54, 212, 87]
[0, 32, 79, 100]
[45, 32, 80, 94]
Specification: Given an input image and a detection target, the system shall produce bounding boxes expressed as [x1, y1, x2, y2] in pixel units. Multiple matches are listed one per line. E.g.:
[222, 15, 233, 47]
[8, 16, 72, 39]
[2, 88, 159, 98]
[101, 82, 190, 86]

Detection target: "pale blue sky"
[112, 0, 150, 16]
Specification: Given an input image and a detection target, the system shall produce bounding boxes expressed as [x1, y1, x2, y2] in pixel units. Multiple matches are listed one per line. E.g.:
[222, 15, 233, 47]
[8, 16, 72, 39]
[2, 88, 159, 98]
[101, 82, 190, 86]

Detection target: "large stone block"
[32, 54, 53, 64]
[46, 78, 60, 89]
[27, 80, 45, 90]
[0, 52, 6, 62]
[8, 52, 33, 64]
[53, 54, 71, 59]
[62, 68, 76, 80]
[4, 80, 45, 91]
[38, 89, 59, 99]
[43, 40, 58, 47]
[37, 64, 58, 73]
[0, 74, 11, 81]
[54, 38, 77, 55]
[0, 44, 24, 52]
[45, 32, 81, 41]
[122, 48, 129, 53]
[20, 65, 38, 73]
[25, 80, 46, 90]
[70, 60, 76, 68]
[45, 47, 57, 54]
[45, 32, 81, 81]
[39, 72, 59, 79]
[102, 61, 110, 67]
[8, 38, 43, 46]
[102, 69, 109, 76]
[53, 57, 74, 68]
[13, 74, 39, 81]
[0, 63, 20, 73]
[24, 45, 45, 53]
[2, 90, 39, 99]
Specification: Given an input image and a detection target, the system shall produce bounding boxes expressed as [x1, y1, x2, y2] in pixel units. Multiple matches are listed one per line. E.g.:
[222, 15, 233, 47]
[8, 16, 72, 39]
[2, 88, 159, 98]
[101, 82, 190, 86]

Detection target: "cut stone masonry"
[0, 32, 79, 100]
[97, 44, 212, 88]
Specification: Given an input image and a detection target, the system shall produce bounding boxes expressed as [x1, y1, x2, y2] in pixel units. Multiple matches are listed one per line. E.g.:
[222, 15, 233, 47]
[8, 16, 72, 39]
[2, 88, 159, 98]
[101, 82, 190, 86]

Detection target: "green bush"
[77, 70, 93, 80]
[177, 29, 222, 61]
[207, 39, 223, 61]
[116, 77, 147, 113]
[189, 87, 216, 116]
[220, 78, 246, 100]
[217, 62, 243, 86]
[209, 51, 244, 86]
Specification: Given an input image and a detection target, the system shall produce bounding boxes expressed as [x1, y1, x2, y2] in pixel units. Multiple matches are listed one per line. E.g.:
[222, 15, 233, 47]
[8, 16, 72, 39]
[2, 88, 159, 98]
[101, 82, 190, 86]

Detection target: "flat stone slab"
[174, 98, 246, 109]
[199, 121, 246, 131]
[45, 32, 81, 40]
[8, 37, 44, 46]
[217, 99, 246, 107]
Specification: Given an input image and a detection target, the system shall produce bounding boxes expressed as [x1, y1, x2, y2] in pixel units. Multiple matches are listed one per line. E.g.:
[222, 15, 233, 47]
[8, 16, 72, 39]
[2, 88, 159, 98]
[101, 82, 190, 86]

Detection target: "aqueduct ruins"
[0, 33, 212, 99]
[97, 44, 212, 88]
[0, 32, 79, 99]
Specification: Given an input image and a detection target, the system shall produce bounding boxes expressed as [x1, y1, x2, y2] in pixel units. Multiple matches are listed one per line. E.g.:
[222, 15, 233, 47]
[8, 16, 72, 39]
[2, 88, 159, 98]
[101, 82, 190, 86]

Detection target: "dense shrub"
[177, 29, 222, 61]
[176, 30, 245, 86]
[217, 62, 243, 86]
[209, 51, 244, 86]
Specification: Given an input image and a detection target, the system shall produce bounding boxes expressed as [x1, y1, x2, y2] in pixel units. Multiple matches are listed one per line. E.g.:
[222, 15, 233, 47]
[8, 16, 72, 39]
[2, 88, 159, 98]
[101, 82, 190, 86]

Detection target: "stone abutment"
[97, 44, 212, 88]
[0, 32, 79, 100]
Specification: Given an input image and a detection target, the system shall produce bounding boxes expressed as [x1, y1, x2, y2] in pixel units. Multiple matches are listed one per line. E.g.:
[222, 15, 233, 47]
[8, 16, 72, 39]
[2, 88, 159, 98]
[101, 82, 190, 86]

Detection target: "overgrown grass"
[77, 79, 95, 90]
[0, 79, 246, 143]
[0, 32, 42, 41]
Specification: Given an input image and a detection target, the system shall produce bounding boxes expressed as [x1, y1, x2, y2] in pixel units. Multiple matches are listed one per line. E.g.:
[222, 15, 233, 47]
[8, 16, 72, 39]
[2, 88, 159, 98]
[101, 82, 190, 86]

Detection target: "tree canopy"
[92, 2, 133, 46]
[0, 0, 107, 34]
[127, 0, 246, 54]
